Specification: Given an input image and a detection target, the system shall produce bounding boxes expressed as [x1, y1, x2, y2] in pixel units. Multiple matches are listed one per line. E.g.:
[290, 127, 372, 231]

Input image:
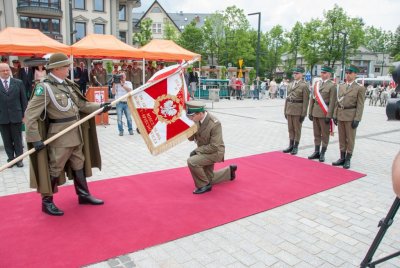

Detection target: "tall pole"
[340, 32, 347, 82]
[248, 12, 261, 77]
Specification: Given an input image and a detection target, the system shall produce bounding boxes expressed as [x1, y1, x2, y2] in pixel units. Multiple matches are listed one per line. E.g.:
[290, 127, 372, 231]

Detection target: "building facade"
[0, 0, 141, 45]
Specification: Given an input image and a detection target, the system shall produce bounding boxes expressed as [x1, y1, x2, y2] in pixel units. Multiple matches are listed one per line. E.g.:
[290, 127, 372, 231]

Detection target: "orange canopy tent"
[139, 39, 200, 62]
[71, 34, 144, 59]
[0, 27, 71, 56]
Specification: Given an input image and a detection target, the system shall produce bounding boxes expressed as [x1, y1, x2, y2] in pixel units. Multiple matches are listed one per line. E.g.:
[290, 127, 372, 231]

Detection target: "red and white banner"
[128, 64, 197, 155]
[314, 81, 335, 136]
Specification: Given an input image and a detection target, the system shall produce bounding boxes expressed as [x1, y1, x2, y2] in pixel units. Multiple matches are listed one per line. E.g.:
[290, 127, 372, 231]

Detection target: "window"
[75, 22, 86, 41]
[74, 0, 85, 9]
[119, 31, 126, 43]
[17, 0, 61, 8]
[94, 24, 105, 34]
[20, 16, 60, 34]
[152, 23, 162, 34]
[374, 67, 380, 73]
[119, 5, 126, 21]
[94, 0, 104, 12]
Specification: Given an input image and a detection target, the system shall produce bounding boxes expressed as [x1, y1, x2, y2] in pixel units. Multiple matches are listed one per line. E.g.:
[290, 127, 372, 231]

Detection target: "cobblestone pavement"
[1, 98, 400, 267]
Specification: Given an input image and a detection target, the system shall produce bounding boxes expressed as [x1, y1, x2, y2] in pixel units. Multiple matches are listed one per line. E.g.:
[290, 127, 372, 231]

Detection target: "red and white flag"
[128, 63, 197, 155]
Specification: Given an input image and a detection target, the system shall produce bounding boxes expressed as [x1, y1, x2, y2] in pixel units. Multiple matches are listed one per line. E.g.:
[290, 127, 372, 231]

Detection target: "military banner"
[128, 63, 197, 155]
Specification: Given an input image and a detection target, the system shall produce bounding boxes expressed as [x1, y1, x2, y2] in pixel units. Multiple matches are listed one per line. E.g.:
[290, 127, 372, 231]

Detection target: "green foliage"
[202, 12, 225, 66]
[391, 25, 400, 57]
[264, 25, 287, 78]
[164, 20, 179, 41]
[285, 22, 303, 69]
[220, 66, 227, 79]
[105, 61, 113, 74]
[364, 26, 393, 53]
[178, 21, 205, 59]
[300, 19, 323, 73]
[248, 68, 256, 84]
[133, 18, 153, 46]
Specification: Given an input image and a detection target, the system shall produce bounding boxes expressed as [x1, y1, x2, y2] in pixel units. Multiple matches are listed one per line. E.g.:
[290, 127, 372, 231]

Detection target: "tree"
[285, 22, 303, 69]
[202, 12, 225, 66]
[163, 20, 179, 42]
[319, 5, 364, 68]
[391, 25, 400, 58]
[178, 20, 205, 59]
[364, 26, 393, 53]
[264, 25, 287, 78]
[300, 19, 323, 77]
[133, 18, 152, 46]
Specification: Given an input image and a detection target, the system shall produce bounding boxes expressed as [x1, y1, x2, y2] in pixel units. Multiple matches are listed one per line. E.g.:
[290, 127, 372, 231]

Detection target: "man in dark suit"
[79, 61, 89, 95]
[18, 63, 34, 99]
[0, 63, 28, 167]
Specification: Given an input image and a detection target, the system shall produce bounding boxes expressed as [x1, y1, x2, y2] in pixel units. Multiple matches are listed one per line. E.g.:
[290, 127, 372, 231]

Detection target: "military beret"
[93, 60, 103, 65]
[12, 59, 20, 63]
[321, 65, 334, 73]
[292, 66, 305, 73]
[345, 65, 359, 73]
[186, 100, 206, 116]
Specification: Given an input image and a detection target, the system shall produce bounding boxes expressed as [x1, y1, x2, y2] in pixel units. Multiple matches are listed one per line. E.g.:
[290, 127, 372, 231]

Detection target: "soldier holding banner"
[332, 65, 366, 169]
[24, 53, 111, 216]
[307, 65, 337, 162]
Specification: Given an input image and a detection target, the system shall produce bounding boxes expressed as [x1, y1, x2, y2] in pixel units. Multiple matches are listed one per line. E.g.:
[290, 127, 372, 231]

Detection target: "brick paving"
[1, 98, 400, 267]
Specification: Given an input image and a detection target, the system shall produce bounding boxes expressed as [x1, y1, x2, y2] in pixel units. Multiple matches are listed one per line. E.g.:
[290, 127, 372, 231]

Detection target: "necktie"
[25, 67, 28, 73]
[3, 80, 8, 92]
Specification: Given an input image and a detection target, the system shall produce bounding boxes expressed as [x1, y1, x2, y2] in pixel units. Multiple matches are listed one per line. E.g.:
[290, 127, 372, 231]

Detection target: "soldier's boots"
[42, 196, 64, 216]
[290, 141, 299, 155]
[308, 145, 320, 160]
[343, 153, 352, 169]
[332, 151, 346, 166]
[73, 169, 104, 205]
[319, 147, 327, 162]
[283, 140, 294, 153]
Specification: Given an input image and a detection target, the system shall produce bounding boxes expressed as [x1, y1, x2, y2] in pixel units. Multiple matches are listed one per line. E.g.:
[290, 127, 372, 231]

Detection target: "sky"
[134, 0, 399, 33]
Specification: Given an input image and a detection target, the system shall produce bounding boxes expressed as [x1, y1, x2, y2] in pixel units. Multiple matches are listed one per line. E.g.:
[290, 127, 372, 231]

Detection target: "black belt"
[288, 99, 303, 103]
[119, 101, 127, 104]
[49, 116, 77, 123]
[340, 106, 356, 109]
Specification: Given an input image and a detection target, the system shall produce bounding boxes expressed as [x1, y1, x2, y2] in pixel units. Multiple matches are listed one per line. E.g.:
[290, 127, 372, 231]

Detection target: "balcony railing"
[17, 0, 61, 9]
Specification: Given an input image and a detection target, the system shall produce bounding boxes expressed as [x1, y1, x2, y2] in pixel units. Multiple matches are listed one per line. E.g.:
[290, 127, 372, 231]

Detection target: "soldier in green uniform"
[186, 100, 237, 194]
[332, 65, 366, 169]
[283, 66, 310, 155]
[307, 65, 337, 162]
[130, 61, 143, 89]
[89, 60, 107, 86]
[25, 53, 112, 216]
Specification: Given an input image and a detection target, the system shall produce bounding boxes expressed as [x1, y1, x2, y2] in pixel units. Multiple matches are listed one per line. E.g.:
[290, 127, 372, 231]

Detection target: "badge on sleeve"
[35, 85, 44, 96]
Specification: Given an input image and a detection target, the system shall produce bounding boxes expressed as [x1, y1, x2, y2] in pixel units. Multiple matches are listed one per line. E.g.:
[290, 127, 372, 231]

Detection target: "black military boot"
[73, 169, 104, 205]
[332, 151, 346, 166]
[343, 153, 352, 169]
[283, 140, 294, 153]
[42, 196, 64, 216]
[308, 145, 320, 160]
[290, 141, 299, 155]
[319, 147, 327, 162]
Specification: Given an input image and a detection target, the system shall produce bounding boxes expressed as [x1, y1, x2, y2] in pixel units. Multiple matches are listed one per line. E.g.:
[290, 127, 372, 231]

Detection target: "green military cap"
[292, 66, 305, 73]
[345, 65, 359, 73]
[93, 60, 103, 65]
[185, 100, 206, 116]
[321, 65, 334, 73]
[46, 53, 72, 70]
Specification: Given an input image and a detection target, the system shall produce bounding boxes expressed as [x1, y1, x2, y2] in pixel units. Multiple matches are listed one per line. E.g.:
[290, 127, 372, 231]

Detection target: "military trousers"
[187, 154, 231, 188]
[48, 144, 85, 177]
[313, 117, 331, 147]
[337, 120, 357, 154]
[287, 115, 302, 142]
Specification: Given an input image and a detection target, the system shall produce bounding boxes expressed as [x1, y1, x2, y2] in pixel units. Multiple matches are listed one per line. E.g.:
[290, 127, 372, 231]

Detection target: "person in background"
[19, 62, 34, 99]
[188, 68, 198, 100]
[131, 61, 143, 89]
[253, 76, 260, 100]
[24, 53, 112, 216]
[186, 100, 237, 194]
[78, 62, 89, 96]
[89, 60, 107, 86]
[11, 59, 21, 78]
[283, 66, 310, 155]
[0, 63, 27, 168]
[332, 65, 366, 169]
[111, 72, 134, 136]
[34, 65, 47, 82]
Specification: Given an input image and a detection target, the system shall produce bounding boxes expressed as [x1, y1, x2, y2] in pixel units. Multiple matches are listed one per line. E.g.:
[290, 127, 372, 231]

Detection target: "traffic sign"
[305, 71, 311, 82]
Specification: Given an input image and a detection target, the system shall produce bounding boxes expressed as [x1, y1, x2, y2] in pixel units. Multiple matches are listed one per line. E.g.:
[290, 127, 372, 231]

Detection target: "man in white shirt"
[111, 72, 134, 136]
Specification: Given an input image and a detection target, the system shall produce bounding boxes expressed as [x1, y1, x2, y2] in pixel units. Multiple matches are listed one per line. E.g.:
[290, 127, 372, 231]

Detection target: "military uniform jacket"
[309, 80, 337, 118]
[89, 68, 107, 86]
[334, 82, 366, 122]
[188, 113, 225, 163]
[284, 80, 310, 116]
[25, 75, 100, 147]
[131, 68, 143, 86]
[25, 76, 102, 194]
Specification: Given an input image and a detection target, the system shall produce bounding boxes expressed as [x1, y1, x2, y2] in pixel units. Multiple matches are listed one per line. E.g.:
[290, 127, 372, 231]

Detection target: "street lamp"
[339, 31, 348, 82]
[248, 12, 261, 77]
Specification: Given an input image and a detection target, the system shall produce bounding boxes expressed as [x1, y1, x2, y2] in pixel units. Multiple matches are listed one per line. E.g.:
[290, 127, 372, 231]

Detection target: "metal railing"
[17, 0, 61, 9]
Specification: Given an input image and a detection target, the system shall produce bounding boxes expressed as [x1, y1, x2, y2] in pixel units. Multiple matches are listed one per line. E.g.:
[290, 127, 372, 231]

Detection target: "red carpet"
[0, 152, 365, 268]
